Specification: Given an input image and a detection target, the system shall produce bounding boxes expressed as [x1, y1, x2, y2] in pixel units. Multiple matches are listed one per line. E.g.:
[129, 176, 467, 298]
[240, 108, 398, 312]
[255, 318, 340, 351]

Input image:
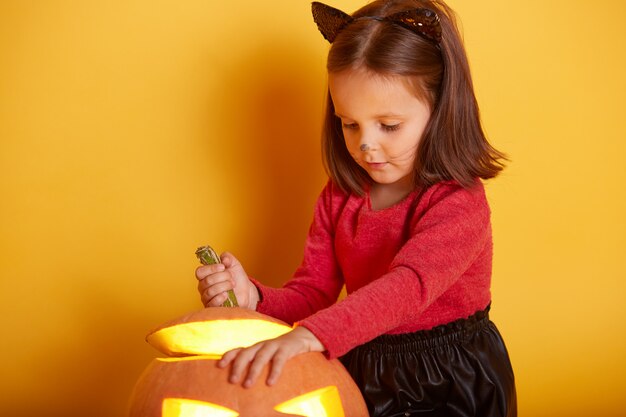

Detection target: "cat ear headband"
[311, 1, 442, 44]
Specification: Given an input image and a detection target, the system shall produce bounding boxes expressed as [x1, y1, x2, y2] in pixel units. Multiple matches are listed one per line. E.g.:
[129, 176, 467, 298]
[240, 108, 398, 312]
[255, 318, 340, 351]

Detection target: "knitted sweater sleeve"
[298, 182, 492, 359]
[253, 182, 344, 323]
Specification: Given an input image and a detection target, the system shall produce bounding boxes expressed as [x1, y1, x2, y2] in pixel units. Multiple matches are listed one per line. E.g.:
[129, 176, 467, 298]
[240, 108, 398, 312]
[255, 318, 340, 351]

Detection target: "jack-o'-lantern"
[128, 308, 367, 417]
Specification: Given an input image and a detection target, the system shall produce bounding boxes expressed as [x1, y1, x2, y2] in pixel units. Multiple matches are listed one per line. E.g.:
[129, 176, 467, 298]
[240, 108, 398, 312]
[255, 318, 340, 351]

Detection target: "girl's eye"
[342, 122, 358, 130]
[381, 123, 400, 132]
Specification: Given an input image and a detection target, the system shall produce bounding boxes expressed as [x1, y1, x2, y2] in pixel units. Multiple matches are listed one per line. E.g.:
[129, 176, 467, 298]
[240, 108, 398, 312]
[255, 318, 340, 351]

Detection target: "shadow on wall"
[211, 40, 327, 286]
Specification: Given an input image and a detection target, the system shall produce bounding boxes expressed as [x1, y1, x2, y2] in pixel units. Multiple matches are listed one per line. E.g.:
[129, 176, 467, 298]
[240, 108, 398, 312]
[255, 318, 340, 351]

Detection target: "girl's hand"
[196, 252, 259, 309]
[219, 326, 325, 388]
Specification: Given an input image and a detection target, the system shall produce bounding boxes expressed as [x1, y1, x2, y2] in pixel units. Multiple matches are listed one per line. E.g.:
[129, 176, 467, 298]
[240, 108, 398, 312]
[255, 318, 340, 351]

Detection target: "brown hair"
[321, 0, 507, 194]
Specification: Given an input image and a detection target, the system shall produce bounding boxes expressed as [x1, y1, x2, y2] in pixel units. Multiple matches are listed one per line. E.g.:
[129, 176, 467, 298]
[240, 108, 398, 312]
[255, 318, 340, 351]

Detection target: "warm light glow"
[148, 319, 292, 356]
[274, 386, 345, 417]
[163, 398, 239, 417]
[156, 355, 221, 363]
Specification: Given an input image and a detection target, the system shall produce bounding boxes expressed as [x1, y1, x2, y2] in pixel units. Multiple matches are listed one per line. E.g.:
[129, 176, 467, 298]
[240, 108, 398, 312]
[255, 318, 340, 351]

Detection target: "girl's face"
[329, 68, 431, 190]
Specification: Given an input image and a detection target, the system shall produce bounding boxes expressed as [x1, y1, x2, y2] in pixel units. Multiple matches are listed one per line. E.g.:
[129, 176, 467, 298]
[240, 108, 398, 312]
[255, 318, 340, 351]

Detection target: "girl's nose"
[352, 126, 378, 153]
[357, 131, 377, 152]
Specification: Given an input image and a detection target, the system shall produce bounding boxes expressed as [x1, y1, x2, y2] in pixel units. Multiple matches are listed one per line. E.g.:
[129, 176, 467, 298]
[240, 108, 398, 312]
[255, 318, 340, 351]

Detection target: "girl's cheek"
[345, 140, 359, 156]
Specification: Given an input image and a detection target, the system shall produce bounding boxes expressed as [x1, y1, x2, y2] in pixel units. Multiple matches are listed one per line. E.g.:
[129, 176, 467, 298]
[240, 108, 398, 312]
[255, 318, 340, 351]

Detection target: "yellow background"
[1, 1, 624, 416]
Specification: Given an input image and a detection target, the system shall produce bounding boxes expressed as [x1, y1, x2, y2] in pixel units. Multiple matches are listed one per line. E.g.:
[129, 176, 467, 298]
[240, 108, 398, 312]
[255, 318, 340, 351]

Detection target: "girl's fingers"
[217, 330, 315, 388]
[242, 344, 278, 388]
[266, 349, 289, 386]
[233, 343, 291, 388]
[220, 252, 238, 268]
[226, 346, 261, 384]
[198, 278, 234, 298]
[197, 268, 236, 307]
[201, 291, 228, 307]
[195, 263, 225, 280]
[218, 348, 241, 368]
[220, 343, 282, 388]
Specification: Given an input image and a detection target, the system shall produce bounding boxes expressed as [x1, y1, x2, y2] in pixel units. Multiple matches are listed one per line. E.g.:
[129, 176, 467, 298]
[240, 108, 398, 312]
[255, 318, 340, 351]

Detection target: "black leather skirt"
[339, 306, 517, 417]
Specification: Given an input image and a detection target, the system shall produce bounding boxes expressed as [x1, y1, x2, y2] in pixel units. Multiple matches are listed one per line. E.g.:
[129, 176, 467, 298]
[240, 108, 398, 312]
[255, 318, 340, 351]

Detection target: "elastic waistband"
[363, 305, 492, 353]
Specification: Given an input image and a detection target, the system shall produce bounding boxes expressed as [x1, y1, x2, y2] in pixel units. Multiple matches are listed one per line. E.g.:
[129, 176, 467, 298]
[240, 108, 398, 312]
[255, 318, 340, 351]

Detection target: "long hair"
[321, 0, 507, 195]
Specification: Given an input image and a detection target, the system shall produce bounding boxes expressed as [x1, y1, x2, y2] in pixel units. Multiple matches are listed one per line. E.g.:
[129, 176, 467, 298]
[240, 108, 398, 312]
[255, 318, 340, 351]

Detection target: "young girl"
[196, 1, 516, 415]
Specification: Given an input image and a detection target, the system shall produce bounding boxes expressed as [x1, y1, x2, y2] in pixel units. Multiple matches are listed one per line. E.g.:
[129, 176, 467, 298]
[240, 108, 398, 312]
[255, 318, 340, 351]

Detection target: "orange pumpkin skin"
[128, 308, 368, 417]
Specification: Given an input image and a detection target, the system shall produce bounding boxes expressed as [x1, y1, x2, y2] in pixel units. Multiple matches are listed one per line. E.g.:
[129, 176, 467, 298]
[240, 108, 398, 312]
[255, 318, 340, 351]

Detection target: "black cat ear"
[311, 2, 354, 43]
[386, 8, 442, 43]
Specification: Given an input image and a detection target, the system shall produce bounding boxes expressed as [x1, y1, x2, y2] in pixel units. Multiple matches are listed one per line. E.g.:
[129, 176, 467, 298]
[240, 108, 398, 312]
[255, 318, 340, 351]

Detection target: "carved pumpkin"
[129, 308, 367, 417]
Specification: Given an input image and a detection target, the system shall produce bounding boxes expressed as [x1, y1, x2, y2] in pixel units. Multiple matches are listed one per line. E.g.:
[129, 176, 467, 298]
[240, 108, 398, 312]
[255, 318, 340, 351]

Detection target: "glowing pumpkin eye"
[162, 398, 239, 417]
[274, 386, 345, 417]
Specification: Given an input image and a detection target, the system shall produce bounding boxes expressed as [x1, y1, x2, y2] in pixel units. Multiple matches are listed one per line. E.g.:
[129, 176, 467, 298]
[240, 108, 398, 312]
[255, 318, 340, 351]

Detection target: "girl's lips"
[366, 162, 387, 170]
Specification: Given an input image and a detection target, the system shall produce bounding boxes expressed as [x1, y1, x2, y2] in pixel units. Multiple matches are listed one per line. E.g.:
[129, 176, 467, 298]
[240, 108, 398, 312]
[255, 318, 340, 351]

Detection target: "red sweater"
[254, 179, 493, 359]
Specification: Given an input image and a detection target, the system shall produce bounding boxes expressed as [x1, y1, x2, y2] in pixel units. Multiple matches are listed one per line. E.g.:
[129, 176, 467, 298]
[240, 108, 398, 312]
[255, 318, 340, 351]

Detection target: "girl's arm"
[218, 181, 491, 387]
[299, 182, 493, 359]
[210, 182, 344, 388]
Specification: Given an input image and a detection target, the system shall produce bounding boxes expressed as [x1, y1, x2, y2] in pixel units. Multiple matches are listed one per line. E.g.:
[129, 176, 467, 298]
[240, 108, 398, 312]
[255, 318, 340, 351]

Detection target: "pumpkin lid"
[146, 307, 292, 357]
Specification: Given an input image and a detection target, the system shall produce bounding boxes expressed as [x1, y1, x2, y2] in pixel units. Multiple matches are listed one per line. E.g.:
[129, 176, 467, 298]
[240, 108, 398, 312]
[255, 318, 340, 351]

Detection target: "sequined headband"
[311, 1, 442, 44]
